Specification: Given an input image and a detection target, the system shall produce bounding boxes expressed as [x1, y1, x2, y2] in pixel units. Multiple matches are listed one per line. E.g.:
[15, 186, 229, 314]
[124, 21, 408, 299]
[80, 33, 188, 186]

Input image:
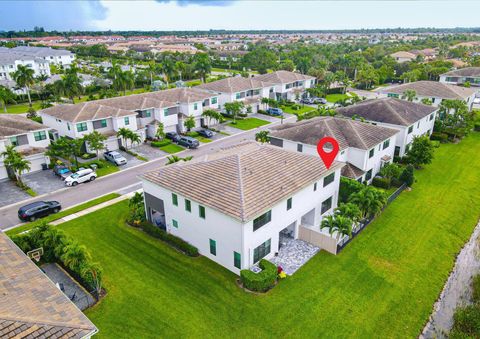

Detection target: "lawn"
[280, 105, 316, 115]
[2, 102, 43, 114]
[31, 132, 480, 338]
[325, 93, 350, 103]
[227, 117, 270, 130]
[159, 143, 185, 154]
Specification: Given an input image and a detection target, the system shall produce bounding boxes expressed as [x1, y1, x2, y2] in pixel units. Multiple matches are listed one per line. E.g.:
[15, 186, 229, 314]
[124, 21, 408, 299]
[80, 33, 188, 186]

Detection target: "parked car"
[166, 132, 181, 143]
[300, 98, 313, 104]
[53, 164, 72, 180]
[104, 151, 127, 166]
[178, 136, 200, 149]
[65, 168, 97, 187]
[266, 108, 284, 116]
[18, 200, 62, 222]
[312, 97, 328, 104]
[198, 129, 214, 138]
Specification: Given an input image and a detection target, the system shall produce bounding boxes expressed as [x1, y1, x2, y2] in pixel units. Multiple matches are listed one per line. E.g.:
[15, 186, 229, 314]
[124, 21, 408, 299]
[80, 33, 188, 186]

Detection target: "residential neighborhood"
[2, 1, 480, 338]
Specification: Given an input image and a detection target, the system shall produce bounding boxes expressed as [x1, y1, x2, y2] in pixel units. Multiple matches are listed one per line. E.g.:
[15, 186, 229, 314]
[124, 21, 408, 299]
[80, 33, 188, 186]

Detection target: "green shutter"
[234, 251, 241, 269]
[199, 205, 206, 219]
[185, 199, 191, 212]
[172, 219, 178, 228]
[172, 193, 178, 206]
[209, 239, 216, 256]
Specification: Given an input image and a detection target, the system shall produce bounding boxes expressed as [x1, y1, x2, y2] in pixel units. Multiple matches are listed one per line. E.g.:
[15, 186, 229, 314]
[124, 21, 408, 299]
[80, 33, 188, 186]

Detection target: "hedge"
[372, 176, 391, 189]
[240, 259, 277, 292]
[135, 221, 199, 257]
[430, 132, 449, 143]
[151, 140, 171, 148]
[474, 123, 480, 132]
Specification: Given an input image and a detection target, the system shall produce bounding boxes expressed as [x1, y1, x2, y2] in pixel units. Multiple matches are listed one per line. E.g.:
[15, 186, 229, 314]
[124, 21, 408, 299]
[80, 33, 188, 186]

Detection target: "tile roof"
[198, 76, 275, 93]
[270, 116, 399, 150]
[0, 115, 48, 138]
[141, 141, 343, 222]
[441, 67, 480, 77]
[390, 51, 416, 59]
[40, 102, 137, 123]
[336, 98, 437, 126]
[254, 70, 315, 84]
[380, 80, 477, 99]
[341, 163, 365, 179]
[0, 232, 97, 339]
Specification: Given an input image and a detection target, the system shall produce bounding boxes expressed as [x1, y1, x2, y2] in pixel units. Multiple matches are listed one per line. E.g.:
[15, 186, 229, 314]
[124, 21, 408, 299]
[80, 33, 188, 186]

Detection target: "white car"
[65, 168, 97, 187]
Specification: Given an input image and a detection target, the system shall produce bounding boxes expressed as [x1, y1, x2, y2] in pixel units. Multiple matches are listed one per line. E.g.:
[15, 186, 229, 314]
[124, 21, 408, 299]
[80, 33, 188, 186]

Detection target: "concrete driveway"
[0, 179, 31, 207]
[22, 170, 66, 196]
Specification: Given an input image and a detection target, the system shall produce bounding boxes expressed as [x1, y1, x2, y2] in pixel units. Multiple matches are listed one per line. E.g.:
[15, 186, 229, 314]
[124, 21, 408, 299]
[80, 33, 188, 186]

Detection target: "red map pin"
[316, 137, 339, 169]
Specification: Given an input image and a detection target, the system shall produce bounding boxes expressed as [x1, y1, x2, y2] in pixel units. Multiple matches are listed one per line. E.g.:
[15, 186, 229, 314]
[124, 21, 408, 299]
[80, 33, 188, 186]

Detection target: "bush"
[136, 221, 199, 257]
[339, 177, 364, 203]
[473, 275, 480, 303]
[240, 259, 277, 292]
[474, 123, 480, 132]
[151, 140, 171, 148]
[372, 176, 391, 189]
[430, 132, 449, 143]
[451, 305, 480, 337]
[400, 164, 415, 187]
[391, 177, 404, 188]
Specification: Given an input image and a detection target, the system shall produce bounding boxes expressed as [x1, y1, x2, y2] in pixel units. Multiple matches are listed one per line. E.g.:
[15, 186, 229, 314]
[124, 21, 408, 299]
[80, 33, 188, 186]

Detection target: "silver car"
[104, 151, 127, 166]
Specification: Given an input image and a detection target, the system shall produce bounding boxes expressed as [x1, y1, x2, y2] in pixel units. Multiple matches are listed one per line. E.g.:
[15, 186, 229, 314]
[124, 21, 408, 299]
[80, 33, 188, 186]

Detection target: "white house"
[1, 46, 75, 66]
[439, 67, 480, 87]
[254, 70, 316, 101]
[269, 116, 399, 183]
[379, 81, 478, 110]
[0, 52, 50, 81]
[336, 98, 438, 157]
[389, 51, 416, 63]
[0, 115, 51, 180]
[140, 142, 344, 274]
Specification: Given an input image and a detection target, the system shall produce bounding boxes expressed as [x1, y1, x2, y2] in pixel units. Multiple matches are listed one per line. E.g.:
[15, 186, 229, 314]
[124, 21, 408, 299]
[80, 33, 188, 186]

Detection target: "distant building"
[439, 67, 480, 87]
[390, 51, 416, 63]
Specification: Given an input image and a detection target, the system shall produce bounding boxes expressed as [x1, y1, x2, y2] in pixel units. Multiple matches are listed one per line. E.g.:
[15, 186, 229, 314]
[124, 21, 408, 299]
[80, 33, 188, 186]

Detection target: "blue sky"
[1, 1, 480, 31]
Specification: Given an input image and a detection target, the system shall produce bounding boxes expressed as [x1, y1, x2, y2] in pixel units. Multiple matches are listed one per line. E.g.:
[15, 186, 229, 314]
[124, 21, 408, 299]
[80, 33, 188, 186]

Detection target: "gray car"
[104, 151, 128, 166]
[178, 136, 200, 149]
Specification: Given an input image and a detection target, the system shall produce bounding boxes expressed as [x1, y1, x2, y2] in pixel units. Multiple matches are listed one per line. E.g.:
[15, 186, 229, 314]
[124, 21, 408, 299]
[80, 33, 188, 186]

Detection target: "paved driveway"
[0, 179, 30, 207]
[22, 170, 65, 196]
[131, 144, 168, 160]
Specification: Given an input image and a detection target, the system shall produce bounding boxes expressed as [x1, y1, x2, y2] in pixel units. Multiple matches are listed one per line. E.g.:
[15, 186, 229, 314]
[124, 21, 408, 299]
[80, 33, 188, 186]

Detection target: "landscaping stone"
[270, 236, 320, 275]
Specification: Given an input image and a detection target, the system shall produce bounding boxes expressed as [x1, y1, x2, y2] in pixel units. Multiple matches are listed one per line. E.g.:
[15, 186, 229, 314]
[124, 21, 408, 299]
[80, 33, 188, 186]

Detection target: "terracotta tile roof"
[336, 98, 437, 126]
[390, 51, 416, 59]
[341, 163, 365, 179]
[254, 70, 315, 84]
[0, 232, 97, 339]
[198, 76, 275, 94]
[380, 81, 477, 99]
[0, 115, 48, 138]
[270, 116, 398, 150]
[441, 67, 480, 77]
[141, 142, 343, 222]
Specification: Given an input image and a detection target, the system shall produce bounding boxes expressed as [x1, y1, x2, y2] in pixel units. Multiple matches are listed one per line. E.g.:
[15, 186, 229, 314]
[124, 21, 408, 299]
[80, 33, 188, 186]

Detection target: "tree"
[1, 145, 31, 186]
[279, 59, 295, 71]
[356, 64, 378, 89]
[83, 131, 107, 158]
[349, 186, 387, 219]
[129, 132, 141, 148]
[184, 115, 196, 132]
[80, 261, 103, 297]
[46, 136, 83, 169]
[321, 214, 353, 242]
[400, 164, 415, 187]
[261, 97, 270, 110]
[160, 57, 176, 85]
[61, 241, 91, 272]
[194, 53, 211, 83]
[255, 130, 270, 144]
[402, 89, 417, 102]
[421, 98, 433, 106]
[11, 65, 35, 107]
[379, 163, 402, 180]
[202, 109, 222, 127]
[155, 122, 165, 140]
[0, 85, 16, 113]
[224, 101, 244, 124]
[436, 99, 475, 139]
[116, 128, 132, 149]
[62, 65, 83, 103]
[406, 136, 435, 168]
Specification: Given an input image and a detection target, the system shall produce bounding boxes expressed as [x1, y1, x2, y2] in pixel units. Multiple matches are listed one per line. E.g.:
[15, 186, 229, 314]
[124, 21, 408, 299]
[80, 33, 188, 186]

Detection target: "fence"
[336, 183, 407, 253]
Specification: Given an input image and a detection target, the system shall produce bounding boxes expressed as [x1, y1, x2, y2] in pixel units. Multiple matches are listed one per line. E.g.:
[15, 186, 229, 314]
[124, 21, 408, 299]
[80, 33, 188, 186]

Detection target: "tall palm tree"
[161, 58, 176, 86]
[261, 97, 270, 110]
[11, 65, 35, 107]
[335, 203, 362, 231]
[321, 214, 353, 242]
[1, 145, 31, 186]
[116, 127, 132, 149]
[402, 89, 417, 102]
[121, 71, 135, 96]
[129, 132, 141, 148]
[194, 53, 211, 83]
[0, 85, 16, 113]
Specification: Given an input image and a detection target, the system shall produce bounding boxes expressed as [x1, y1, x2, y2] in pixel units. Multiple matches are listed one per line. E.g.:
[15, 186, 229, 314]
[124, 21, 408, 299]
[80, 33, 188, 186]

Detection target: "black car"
[166, 132, 181, 143]
[198, 129, 214, 138]
[18, 201, 62, 222]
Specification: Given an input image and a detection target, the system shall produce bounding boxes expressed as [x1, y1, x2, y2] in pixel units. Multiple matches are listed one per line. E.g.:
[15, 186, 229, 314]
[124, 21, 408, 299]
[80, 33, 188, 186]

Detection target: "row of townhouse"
[0, 115, 51, 180]
[439, 67, 480, 87]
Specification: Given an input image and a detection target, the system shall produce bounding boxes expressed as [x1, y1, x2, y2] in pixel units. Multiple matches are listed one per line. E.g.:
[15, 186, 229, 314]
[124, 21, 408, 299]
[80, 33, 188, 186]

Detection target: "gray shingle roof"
[270, 116, 398, 150]
[141, 142, 343, 222]
[198, 76, 275, 94]
[40, 102, 137, 123]
[336, 98, 437, 126]
[254, 70, 315, 84]
[0, 115, 48, 138]
[380, 80, 477, 99]
[441, 67, 480, 77]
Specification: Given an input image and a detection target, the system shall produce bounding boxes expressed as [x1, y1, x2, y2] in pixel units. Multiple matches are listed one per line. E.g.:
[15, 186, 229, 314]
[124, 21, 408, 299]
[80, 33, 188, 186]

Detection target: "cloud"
[0, 1, 108, 31]
[155, 0, 234, 7]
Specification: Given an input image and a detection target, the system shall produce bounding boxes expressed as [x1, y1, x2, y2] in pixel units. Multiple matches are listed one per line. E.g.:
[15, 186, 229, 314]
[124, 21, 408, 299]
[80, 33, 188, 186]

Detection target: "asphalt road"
[0, 115, 295, 231]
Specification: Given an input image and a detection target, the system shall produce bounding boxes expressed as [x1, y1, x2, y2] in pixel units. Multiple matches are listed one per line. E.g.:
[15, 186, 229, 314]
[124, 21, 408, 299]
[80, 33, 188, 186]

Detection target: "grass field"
[159, 143, 184, 154]
[280, 105, 316, 115]
[228, 117, 270, 130]
[34, 132, 480, 338]
[2, 102, 43, 114]
[326, 93, 350, 103]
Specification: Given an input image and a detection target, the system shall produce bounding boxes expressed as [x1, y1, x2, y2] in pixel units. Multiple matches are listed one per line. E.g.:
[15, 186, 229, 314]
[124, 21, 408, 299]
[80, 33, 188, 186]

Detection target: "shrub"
[451, 305, 480, 337]
[400, 164, 415, 187]
[372, 176, 391, 189]
[151, 140, 171, 148]
[473, 275, 480, 303]
[136, 221, 199, 257]
[257, 109, 267, 115]
[430, 132, 449, 142]
[339, 177, 364, 203]
[240, 259, 277, 292]
[474, 123, 480, 132]
[390, 177, 404, 188]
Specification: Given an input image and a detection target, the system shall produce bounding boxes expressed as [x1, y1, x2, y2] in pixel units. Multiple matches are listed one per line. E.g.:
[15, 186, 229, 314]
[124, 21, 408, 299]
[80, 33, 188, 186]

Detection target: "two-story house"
[254, 70, 316, 101]
[336, 98, 438, 157]
[140, 142, 344, 274]
[0, 115, 51, 180]
[439, 67, 480, 87]
[269, 116, 399, 183]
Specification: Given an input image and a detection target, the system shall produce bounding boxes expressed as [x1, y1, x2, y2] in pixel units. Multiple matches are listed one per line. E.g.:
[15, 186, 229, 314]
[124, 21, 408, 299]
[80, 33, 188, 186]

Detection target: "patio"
[270, 234, 320, 275]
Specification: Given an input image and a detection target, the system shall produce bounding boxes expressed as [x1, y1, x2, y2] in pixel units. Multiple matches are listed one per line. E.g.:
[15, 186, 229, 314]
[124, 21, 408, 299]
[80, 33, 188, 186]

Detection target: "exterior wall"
[382, 92, 477, 110]
[439, 75, 480, 87]
[39, 113, 77, 139]
[298, 226, 338, 254]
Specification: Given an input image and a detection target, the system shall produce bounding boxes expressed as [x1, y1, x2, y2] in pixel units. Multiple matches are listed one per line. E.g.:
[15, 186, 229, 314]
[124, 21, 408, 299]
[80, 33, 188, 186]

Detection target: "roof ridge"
[345, 119, 368, 149]
[73, 102, 88, 123]
[384, 100, 409, 125]
[234, 154, 246, 221]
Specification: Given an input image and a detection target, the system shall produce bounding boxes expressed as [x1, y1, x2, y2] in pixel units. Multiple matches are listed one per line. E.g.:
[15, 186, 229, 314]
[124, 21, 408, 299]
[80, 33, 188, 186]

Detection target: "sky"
[1, 0, 480, 32]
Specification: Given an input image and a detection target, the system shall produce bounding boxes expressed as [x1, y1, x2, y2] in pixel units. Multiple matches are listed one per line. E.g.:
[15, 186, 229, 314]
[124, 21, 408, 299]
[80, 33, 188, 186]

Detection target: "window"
[383, 139, 390, 150]
[321, 197, 332, 214]
[163, 108, 169, 117]
[432, 98, 436, 103]
[209, 239, 216, 256]
[369, 148, 374, 158]
[253, 210, 272, 231]
[408, 125, 413, 134]
[172, 193, 178, 206]
[145, 110, 151, 118]
[185, 199, 191, 212]
[417, 122, 420, 128]
[429, 113, 434, 121]
[194, 103, 198, 110]
[365, 169, 373, 181]
[314, 182, 317, 191]
[199, 205, 206, 219]
[387, 93, 400, 98]
[235, 92, 241, 99]
[76, 122, 87, 132]
[234, 251, 241, 269]
[34, 131, 47, 141]
[323, 172, 335, 187]
[287, 197, 292, 211]
[9, 136, 18, 146]
[211, 97, 218, 104]
[172, 219, 178, 228]
[101, 119, 107, 128]
[124, 117, 130, 125]
[67, 123, 71, 131]
[297, 144, 303, 152]
[253, 239, 271, 263]
[394, 146, 401, 157]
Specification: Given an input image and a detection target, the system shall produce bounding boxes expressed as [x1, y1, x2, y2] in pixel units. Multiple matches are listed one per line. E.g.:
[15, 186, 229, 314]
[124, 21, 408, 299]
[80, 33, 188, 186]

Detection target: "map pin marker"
[316, 137, 339, 169]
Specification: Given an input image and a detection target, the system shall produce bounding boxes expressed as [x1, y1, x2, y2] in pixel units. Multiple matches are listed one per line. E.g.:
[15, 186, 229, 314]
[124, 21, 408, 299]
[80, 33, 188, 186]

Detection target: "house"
[6, 46, 75, 66]
[39, 87, 219, 151]
[390, 51, 416, 63]
[269, 116, 399, 183]
[0, 50, 50, 81]
[140, 142, 344, 274]
[253, 70, 316, 101]
[379, 81, 478, 110]
[197, 76, 276, 113]
[0, 232, 98, 338]
[336, 98, 437, 157]
[439, 67, 480, 87]
[0, 115, 51, 180]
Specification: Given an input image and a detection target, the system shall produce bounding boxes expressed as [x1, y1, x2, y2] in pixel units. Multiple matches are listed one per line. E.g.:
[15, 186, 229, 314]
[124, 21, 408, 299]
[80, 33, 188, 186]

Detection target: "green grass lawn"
[28, 132, 480, 338]
[326, 93, 350, 103]
[2, 102, 43, 114]
[227, 117, 270, 130]
[159, 143, 185, 154]
[280, 105, 316, 115]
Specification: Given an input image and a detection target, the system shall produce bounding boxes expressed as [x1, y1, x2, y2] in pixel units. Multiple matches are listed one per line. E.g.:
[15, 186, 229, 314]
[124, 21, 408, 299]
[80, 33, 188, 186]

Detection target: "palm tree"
[42, 227, 67, 261]
[201, 109, 222, 127]
[121, 71, 135, 95]
[1, 145, 31, 186]
[83, 131, 107, 158]
[161, 57, 176, 86]
[61, 241, 91, 271]
[402, 89, 417, 102]
[255, 130, 270, 144]
[129, 132, 141, 148]
[194, 53, 211, 83]
[80, 262, 103, 296]
[321, 214, 353, 242]
[155, 122, 165, 140]
[11, 65, 35, 107]
[335, 203, 362, 231]
[129, 192, 144, 208]
[116, 128, 131, 149]
[261, 97, 270, 110]
[349, 186, 387, 219]
[0, 85, 16, 113]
